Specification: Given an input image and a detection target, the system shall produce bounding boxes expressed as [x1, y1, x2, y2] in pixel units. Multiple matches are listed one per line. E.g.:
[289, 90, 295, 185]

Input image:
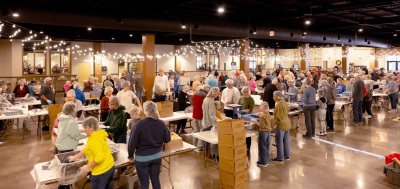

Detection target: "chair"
[48, 104, 62, 135]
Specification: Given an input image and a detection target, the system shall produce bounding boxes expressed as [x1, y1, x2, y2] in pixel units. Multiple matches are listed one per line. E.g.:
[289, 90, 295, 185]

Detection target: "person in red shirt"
[192, 85, 210, 150]
[13, 79, 29, 98]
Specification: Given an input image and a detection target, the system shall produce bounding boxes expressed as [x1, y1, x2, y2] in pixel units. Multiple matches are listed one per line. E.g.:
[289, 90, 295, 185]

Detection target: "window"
[23, 51, 46, 75]
[249, 55, 256, 69]
[50, 51, 70, 74]
[196, 55, 204, 70]
[386, 55, 400, 71]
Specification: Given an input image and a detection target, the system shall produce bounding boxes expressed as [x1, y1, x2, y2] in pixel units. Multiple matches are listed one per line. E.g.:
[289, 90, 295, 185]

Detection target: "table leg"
[162, 156, 174, 189]
[37, 116, 42, 139]
[1, 121, 9, 142]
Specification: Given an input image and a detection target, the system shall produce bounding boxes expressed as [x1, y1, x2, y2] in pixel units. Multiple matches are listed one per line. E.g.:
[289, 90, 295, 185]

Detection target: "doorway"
[77, 62, 91, 86]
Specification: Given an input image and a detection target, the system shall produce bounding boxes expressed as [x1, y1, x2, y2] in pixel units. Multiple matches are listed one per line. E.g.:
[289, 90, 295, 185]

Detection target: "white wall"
[276, 49, 300, 68]
[348, 47, 375, 68]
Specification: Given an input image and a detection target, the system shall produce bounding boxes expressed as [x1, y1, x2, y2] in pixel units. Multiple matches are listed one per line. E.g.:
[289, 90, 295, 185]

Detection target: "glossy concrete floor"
[1, 106, 400, 189]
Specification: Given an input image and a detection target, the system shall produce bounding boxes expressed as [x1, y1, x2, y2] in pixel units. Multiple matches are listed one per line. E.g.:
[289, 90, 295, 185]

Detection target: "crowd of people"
[3, 65, 399, 188]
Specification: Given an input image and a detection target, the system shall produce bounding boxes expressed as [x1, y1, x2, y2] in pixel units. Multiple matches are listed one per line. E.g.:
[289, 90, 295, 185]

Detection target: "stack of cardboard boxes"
[218, 119, 248, 189]
[155, 101, 173, 118]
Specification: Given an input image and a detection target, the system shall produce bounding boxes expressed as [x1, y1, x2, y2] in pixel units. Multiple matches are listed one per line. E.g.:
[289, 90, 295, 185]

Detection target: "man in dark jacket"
[263, 78, 278, 109]
[352, 75, 365, 125]
[104, 96, 127, 143]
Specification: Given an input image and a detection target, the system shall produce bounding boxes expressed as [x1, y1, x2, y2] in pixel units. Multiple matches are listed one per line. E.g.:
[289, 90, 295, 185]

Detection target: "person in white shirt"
[363, 75, 375, 91]
[221, 79, 241, 118]
[117, 81, 142, 118]
[153, 69, 170, 94]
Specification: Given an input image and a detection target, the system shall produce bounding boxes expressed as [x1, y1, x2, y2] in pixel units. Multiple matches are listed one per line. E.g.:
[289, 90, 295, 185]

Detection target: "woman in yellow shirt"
[69, 117, 114, 189]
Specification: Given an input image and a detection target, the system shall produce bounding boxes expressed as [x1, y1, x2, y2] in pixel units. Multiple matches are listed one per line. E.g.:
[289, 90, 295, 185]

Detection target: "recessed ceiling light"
[111, 37, 115, 40]
[394, 33, 397, 37]
[40, 31, 43, 34]
[305, 20, 311, 25]
[358, 28, 363, 32]
[12, 13, 19, 17]
[129, 34, 133, 37]
[181, 25, 186, 29]
[87, 27, 92, 31]
[217, 6, 225, 13]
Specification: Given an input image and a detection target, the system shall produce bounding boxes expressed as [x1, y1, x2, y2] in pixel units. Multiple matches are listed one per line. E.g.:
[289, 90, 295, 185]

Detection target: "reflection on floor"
[0, 106, 400, 189]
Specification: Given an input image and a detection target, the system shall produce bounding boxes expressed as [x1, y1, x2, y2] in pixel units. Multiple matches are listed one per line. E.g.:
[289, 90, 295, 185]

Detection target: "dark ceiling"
[1, 0, 400, 48]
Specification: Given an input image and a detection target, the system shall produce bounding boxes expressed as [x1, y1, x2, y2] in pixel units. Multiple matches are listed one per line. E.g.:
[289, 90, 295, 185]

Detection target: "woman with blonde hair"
[192, 75, 202, 93]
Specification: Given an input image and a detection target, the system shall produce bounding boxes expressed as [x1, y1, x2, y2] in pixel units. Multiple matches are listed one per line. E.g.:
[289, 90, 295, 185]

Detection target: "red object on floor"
[385, 153, 400, 164]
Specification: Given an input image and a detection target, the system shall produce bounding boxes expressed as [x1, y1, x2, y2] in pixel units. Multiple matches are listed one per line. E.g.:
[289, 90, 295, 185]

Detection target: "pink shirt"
[63, 83, 71, 94]
[249, 80, 257, 92]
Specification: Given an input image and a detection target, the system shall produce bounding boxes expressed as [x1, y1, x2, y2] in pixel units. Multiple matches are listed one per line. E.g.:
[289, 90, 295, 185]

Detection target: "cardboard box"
[159, 109, 173, 118]
[156, 101, 174, 118]
[219, 145, 247, 160]
[156, 101, 173, 112]
[219, 157, 248, 174]
[219, 169, 248, 187]
[164, 132, 183, 151]
[218, 130, 246, 147]
[218, 119, 245, 135]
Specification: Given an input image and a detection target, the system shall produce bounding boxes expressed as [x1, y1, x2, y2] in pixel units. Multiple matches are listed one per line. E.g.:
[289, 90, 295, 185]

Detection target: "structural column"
[342, 45, 348, 73]
[93, 42, 102, 82]
[239, 39, 250, 78]
[142, 34, 156, 101]
[175, 45, 181, 72]
[300, 43, 310, 70]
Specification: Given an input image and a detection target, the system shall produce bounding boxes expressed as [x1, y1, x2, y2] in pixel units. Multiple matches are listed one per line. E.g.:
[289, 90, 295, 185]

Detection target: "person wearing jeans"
[255, 102, 272, 167]
[387, 75, 399, 111]
[271, 91, 291, 162]
[301, 78, 317, 138]
[325, 77, 336, 132]
[352, 75, 365, 125]
[128, 101, 171, 189]
[69, 117, 115, 189]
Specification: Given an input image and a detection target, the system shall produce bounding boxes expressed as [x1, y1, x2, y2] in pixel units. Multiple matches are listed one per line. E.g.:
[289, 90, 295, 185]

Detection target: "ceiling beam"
[375, 7, 400, 16]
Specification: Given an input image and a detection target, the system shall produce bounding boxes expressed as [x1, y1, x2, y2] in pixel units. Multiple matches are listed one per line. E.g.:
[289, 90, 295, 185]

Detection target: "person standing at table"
[104, 96, 127, 143]
[40, 77, 55, 131]
[177, 72, 190, 94]
[128, 101, 171, 189]
[316, 89, 327, 136]
[263, 78, 279, 109]
[221, 79, 241, 118]
[287, 80, 298, 103]
[202, 87, 220, 131]
[364, 75, 375, 91]
[28, 80, 36, 97]
[132, 72, 144, 103]
[326, 77, 337, 132]
[55, 103, 85, 153]
[238, 87, 255, 151]
[153, 69, 170, 97]
[13, 79, 29, 98]
[176, 85, 190, 134]
[271, 91, 291, 162]
[335, 78, 346, 94]
[386, 75, 399, 113]
[73, 82, 86, 105]
[363, 84, 374, 119]
[207, 75, 219, 88]
[191, 75, 202, 93]
[352, 75, 365, 125]
[192, 85, 210, 149]
[100, 86, 113, 122]
[64, 90, 85, 121]
[117, 81, 142, 119]
[248, 76, 257, 94]
[301, 78, 317, 138]
[69, 117, 115, 189]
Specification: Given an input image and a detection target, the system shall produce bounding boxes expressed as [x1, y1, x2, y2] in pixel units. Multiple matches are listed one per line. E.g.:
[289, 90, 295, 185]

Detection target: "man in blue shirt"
[336, 78, 346, 94]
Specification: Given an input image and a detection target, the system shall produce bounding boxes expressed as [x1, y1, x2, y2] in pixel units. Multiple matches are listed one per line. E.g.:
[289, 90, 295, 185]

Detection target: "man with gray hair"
[104, 96, 127, 143]
[39, 77, 55, 131]
[221, 79, 241, 118]
[352, 75, 365, 125]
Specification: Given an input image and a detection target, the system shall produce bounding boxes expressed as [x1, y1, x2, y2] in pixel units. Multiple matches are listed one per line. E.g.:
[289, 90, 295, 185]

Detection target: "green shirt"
[238, 96, 255, 114]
